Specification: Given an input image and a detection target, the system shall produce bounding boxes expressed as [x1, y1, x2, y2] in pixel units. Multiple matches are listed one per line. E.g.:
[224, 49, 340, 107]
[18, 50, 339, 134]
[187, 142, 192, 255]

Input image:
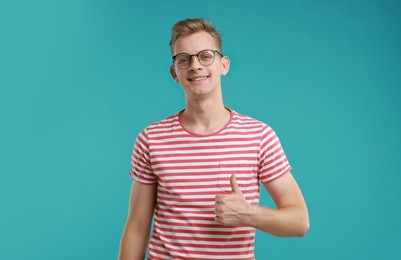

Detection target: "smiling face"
[170, 31, 230, 101]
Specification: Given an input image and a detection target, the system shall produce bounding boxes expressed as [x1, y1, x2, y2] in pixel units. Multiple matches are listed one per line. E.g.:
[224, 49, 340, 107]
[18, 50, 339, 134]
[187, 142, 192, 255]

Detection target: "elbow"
[297, 206, 310, 237]
[297, 218, 310, 237]
[298, 222, 310, 237]
[275, 218, 310, 238]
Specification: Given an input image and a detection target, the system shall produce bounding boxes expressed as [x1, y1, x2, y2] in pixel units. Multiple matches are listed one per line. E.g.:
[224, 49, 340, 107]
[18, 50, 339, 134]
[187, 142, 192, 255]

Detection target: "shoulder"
[147, 113, 180, 130]
[230, 109, 270, 130]
[229, 110, 281, 142]
[139, 111, 181, 138]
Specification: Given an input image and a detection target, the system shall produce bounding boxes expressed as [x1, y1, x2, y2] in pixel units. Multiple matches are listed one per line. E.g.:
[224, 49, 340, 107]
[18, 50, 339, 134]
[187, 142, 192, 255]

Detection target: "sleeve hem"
[260, 166, 292, 183]
[130, 172, 157, 185]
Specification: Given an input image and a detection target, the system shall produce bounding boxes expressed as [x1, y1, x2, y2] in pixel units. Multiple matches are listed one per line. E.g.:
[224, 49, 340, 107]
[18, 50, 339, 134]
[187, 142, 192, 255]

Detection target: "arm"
[215, 172, 309, 237]
[250, 172, 309, 237]
[118, 181, 157, 260]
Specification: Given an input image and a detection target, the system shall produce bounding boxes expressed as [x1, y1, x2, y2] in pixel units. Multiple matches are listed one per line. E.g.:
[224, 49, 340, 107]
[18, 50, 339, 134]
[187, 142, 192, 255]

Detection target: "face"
[170, 31, 230, 100]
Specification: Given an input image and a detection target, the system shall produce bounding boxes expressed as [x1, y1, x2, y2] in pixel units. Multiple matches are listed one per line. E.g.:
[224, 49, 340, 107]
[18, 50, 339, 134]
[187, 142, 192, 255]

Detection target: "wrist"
[242, 204, 259, 227]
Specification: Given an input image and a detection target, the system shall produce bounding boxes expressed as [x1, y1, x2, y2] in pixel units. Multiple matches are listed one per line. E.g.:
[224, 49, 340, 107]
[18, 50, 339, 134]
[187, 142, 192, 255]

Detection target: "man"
[119, 18, 309, 260]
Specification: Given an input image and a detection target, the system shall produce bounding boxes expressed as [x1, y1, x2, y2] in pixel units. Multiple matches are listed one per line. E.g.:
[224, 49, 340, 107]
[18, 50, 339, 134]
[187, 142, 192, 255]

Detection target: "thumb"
[230, 174, 241, 194]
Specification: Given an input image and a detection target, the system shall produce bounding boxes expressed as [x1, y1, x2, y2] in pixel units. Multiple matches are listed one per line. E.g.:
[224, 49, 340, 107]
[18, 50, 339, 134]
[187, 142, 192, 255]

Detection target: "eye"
[199, 51, 213, 61]
[176, 55, 189, 64]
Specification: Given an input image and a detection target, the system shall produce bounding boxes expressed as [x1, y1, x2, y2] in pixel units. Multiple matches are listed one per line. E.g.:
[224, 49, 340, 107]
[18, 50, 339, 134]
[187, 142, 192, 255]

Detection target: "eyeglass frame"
[172, 49, 224, 69]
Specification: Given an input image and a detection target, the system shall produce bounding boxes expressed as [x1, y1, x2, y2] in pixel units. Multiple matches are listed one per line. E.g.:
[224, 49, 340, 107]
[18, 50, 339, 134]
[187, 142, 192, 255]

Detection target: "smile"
[188, 76, 209, 81]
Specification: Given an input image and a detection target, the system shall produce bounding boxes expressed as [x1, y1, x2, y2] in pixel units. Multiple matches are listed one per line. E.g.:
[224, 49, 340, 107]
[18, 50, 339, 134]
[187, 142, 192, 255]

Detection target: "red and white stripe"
[130, 109, 291, 259]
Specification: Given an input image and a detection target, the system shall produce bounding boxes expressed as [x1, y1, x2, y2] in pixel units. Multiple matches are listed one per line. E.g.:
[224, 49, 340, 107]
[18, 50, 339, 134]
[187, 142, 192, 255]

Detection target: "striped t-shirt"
[130, 108, 291, 260]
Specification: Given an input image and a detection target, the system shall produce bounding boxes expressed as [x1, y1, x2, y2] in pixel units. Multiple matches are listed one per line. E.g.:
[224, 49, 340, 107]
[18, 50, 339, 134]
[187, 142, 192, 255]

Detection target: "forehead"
[173, 31, 219, 55]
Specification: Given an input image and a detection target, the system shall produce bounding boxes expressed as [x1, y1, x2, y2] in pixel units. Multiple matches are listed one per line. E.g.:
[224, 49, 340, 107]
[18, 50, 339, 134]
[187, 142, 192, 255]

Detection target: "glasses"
[172, 49, 223, 69]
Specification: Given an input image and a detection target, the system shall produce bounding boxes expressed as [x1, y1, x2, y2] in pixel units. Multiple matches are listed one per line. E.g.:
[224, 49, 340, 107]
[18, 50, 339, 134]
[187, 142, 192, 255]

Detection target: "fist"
[215, 174, 250, 225]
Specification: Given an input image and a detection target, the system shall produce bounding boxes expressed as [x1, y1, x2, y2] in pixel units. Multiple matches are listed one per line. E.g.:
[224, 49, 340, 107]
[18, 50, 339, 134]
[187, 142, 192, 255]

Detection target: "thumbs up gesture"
[215, 174, 251, 226]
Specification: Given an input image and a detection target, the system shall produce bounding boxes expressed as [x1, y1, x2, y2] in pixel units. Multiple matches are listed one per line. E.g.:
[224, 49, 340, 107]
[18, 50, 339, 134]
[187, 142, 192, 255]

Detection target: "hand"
[215, 174, 251, 226]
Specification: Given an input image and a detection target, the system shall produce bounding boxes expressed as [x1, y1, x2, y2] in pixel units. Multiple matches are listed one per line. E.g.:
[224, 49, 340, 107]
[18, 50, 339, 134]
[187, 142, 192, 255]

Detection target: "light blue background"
[1, 0, 400, 259]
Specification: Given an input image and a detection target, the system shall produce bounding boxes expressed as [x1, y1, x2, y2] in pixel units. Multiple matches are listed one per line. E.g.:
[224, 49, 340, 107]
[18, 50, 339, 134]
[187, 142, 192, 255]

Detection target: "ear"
[170, 65, 179, 83]
[220, 56, 230, 76]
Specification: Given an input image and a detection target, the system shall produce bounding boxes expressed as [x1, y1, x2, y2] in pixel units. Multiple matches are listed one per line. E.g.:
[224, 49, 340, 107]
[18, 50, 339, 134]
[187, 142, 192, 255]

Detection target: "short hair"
[169, 18, 222, 54]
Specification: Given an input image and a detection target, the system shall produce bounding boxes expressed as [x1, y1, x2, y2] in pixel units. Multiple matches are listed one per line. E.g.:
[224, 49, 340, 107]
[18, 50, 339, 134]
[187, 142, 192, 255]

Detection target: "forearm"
[245, 204, 309, 237]
[118, 221, 151, 260]
[118, 182, 157, 260]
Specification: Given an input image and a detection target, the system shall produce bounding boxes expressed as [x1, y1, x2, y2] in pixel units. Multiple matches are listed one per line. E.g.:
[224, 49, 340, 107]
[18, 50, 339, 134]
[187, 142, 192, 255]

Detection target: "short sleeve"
[129, 129, 157, 184]
[258, 125, 292, 183]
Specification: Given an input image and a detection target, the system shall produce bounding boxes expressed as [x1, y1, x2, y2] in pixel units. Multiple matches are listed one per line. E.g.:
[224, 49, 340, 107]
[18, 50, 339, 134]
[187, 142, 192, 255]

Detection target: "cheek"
[176, 73, 186, 83]
[172, 71, 182, 83]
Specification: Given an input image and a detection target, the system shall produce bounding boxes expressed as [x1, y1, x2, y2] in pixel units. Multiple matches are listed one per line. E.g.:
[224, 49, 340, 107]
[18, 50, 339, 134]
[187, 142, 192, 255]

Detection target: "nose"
[188, 55, 203, 70]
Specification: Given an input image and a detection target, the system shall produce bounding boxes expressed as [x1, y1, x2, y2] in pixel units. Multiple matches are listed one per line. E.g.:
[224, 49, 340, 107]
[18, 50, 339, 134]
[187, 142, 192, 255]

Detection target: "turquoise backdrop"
[1, 0, 400, 259]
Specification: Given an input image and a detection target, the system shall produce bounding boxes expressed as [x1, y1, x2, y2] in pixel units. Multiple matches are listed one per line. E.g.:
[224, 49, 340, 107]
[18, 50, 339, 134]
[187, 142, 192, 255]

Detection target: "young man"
[119, 18, 309, 260]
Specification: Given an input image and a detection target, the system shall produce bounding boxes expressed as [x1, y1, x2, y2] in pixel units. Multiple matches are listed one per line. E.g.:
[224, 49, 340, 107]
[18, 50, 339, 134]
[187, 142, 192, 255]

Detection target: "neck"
[181, 94, 230, 135]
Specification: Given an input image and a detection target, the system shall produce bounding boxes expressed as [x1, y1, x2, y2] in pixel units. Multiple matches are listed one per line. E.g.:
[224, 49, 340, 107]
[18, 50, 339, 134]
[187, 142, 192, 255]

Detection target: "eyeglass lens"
[175, 50, 216, 68]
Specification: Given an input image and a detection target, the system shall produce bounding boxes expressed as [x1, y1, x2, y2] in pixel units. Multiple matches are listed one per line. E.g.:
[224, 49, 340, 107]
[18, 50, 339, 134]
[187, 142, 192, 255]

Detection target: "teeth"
[192, 77, 207, 81]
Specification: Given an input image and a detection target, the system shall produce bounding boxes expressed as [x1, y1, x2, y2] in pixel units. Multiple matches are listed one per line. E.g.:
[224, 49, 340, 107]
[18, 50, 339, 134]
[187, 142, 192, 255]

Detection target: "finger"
[215, 195, 222, 203]
[230, 174, 241, 194]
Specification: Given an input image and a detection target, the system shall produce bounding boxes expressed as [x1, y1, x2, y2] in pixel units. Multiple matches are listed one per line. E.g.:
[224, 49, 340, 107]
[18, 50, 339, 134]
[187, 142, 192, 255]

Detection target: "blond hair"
[169, 18, 222, 54]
